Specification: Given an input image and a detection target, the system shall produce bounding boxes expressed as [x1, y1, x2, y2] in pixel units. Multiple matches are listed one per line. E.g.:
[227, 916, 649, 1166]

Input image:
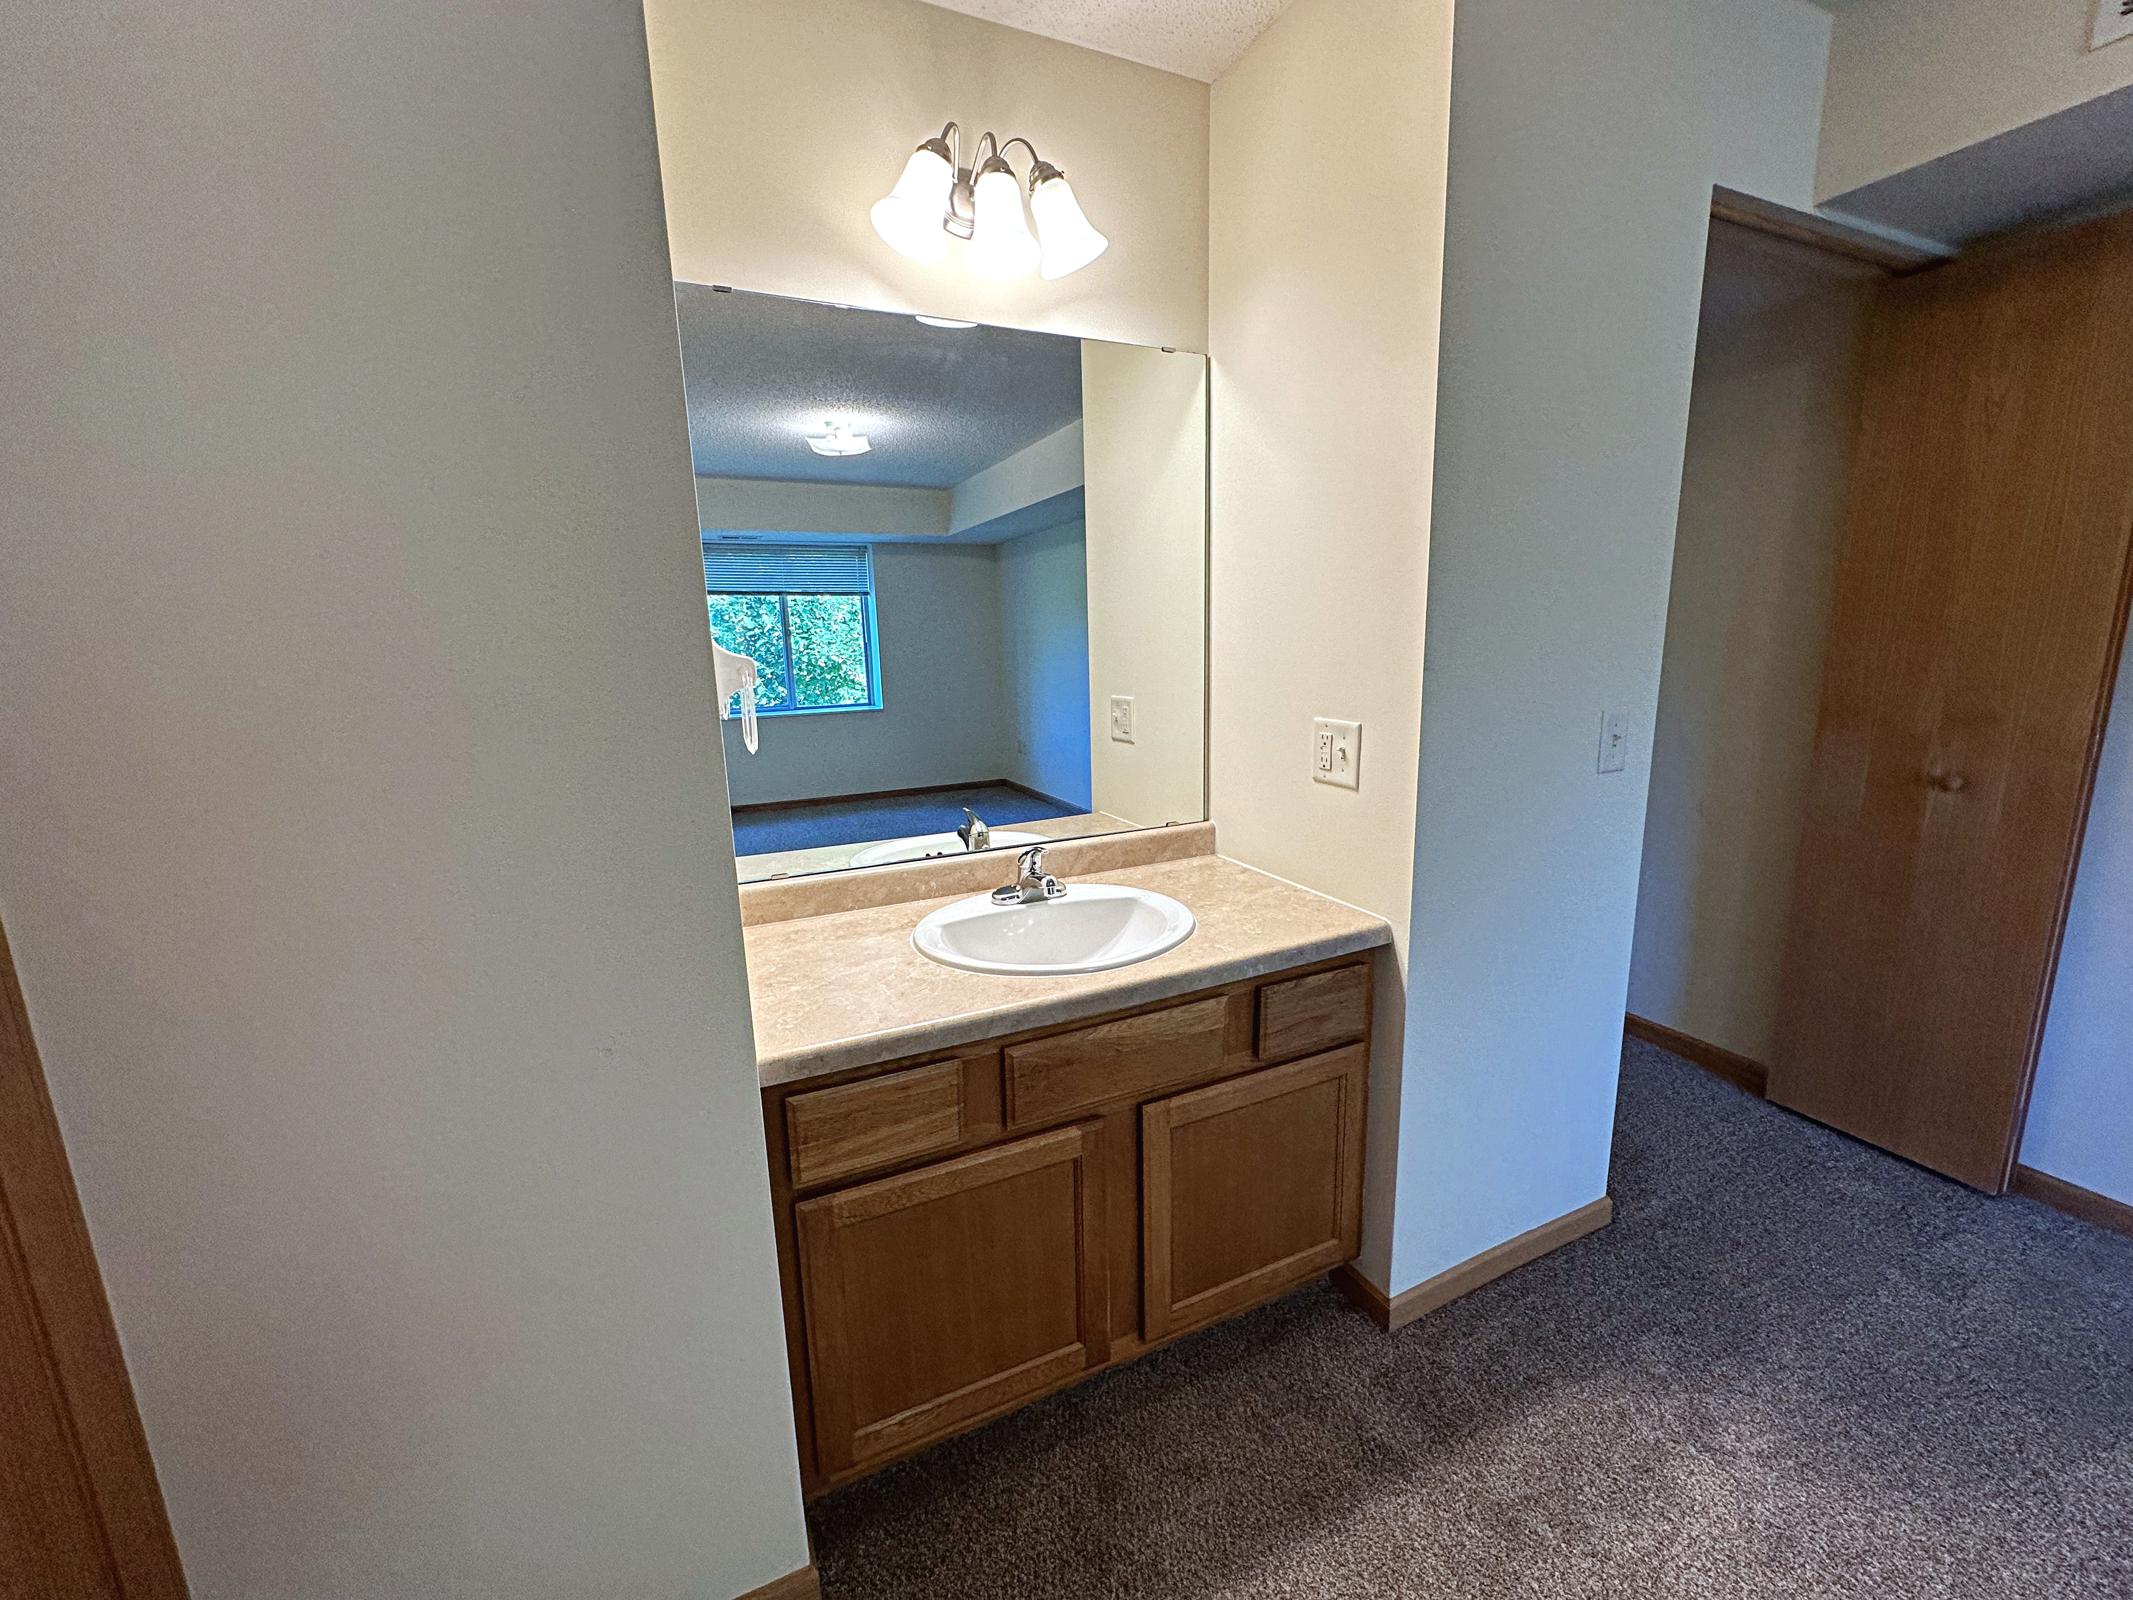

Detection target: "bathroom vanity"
[745, 835, 1390, 1494]
[695, 287, 1392, 1494]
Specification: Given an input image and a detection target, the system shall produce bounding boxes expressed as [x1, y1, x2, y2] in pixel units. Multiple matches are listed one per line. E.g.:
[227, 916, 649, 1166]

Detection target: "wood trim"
[736, 1564, 821, 1600]
[1334, 1197, 1614, 1333]
[0, 919, 190, 1598]
[1623, 1015, 1769, 1098]
[2010, 1166, 2133, 1242]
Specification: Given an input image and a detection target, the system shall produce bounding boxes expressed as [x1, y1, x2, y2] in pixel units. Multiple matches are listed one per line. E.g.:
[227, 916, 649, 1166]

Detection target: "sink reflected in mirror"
[848, 829, 1047, 869]
[912, 884, 1195, 976]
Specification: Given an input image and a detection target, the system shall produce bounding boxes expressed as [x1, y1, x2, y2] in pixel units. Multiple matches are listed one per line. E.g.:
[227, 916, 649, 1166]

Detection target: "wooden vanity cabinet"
[761, 954, 1373, 1495]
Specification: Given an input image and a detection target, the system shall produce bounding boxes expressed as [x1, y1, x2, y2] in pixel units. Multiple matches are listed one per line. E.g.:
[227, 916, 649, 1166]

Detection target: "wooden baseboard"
[1333, 1196, 1614, 1332]
[737, 1562, 820, 1600]
[2010, 1165, 2133, 1241]
[1624, 1014, 1769, 1098]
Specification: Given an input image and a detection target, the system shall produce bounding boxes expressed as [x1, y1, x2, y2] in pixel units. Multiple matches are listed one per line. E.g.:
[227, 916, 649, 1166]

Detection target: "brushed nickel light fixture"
[869, 123, 1108, 282]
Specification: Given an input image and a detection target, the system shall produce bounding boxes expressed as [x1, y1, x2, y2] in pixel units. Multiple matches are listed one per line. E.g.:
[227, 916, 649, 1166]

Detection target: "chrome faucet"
[991, 844, 1066, 906]
[957, 808, 990, 852]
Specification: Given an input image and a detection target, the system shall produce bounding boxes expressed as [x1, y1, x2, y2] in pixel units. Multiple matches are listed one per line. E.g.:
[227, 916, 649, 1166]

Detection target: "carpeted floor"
[808, 1038, 2133, 1599]
[730, 782, 1079, 857]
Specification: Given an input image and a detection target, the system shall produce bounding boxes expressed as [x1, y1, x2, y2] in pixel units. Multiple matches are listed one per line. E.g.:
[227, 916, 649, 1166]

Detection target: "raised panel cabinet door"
[1141, 1045, 1366, 1342]
[794, 1122, 1109, 1479]
[1769, 210, 2133, 1192]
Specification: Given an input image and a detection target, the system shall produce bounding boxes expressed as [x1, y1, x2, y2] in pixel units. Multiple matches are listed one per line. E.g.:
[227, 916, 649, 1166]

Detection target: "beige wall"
[647, 0, 1210, 351]
[1818, 0, 2133, 199]
[1628, 223, 1879, 1063]
[1082, 343, 1210, 828]
[1209, 0, 1454, 1283]
[0, 4, 808, 1596]
[1397, 0, 1830, 1292]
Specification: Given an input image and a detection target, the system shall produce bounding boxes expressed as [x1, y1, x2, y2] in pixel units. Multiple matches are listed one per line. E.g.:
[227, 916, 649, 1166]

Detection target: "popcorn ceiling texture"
[918, 0, 1294, 80]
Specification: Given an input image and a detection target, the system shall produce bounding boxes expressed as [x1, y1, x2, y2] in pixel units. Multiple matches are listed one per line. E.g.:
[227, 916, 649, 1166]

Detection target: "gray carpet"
[808, 1038, 2133, 1599]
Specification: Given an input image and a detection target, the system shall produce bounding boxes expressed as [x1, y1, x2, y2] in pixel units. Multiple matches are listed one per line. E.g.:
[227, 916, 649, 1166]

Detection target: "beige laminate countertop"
[746, 853, 1393, 1088]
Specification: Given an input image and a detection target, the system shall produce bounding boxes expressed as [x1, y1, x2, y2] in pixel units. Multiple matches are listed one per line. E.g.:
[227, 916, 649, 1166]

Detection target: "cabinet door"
[795, 1122, 1108, 1479]
[1142, 1045, 1365, 1341]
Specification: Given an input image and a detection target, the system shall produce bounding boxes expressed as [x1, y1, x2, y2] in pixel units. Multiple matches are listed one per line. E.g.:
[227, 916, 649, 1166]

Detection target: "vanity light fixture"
[870, 123, 1108, 282]
[915, 315, 979, 330]
[804, 417, 870, 458]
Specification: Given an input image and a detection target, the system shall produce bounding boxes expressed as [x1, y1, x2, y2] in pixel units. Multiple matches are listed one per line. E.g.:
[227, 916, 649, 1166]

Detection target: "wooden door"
[1768, 211, 2133, 1191]
[794, 1122, 1108, 1480]
[0, 918, 189, 1598]
[1142, 1045, 1365, 1341]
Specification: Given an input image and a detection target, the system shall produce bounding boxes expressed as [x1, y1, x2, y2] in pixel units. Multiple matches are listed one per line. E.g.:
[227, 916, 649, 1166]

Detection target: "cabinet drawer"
[785, 1059, 966, 1190]
[1256, 963, 1370, 1061]
[1004, 996, 1228, 1127]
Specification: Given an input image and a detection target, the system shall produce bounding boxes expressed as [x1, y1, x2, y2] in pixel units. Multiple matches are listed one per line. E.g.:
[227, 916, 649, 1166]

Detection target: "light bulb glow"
[804, 418, 871, 457]
[965, 165, 1040, 280]
[1030, 171, 1109, 280]
[869, 145, 953, 263]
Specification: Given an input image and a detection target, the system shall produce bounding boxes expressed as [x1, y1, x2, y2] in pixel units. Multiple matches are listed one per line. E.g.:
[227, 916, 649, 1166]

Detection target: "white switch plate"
[1109, 694, 1135, 744]
[1312, 717, 1361, 789]
[1598, 710, 1630, 775]
[2092, 0, 2133, 52]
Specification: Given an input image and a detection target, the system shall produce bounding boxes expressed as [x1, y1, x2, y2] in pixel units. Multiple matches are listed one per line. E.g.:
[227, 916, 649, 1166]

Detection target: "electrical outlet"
[1109, 694, 1135, 744]
[1598, 710, 1630, 774]
[1312, 717, 1361, 790]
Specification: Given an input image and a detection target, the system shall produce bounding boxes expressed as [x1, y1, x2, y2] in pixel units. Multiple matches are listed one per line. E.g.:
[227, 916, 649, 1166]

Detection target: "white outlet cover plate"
[1312, 717, 1361, 790]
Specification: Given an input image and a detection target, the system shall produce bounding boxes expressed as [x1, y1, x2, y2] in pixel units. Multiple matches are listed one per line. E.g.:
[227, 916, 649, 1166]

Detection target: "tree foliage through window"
[708, 590, 876, 713]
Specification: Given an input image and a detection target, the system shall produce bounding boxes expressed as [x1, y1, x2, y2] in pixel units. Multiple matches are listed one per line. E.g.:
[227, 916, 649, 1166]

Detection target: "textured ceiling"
[918, 0, 1294, 81]
[675, 285, 1083, 490]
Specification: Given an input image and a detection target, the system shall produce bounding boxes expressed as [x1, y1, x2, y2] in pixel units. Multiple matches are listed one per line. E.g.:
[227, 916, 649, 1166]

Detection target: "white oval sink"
[849, 829, 1046, 868]
[912, 884, 1195, 976]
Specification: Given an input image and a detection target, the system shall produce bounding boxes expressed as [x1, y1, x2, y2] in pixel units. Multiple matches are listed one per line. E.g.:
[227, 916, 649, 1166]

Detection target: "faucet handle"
[1016, 844, 1046, 879]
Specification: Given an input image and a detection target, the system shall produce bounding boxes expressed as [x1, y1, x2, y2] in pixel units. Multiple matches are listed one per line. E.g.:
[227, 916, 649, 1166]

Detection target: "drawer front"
[1256, 964, 1370, 1061]
[1004, 996, 1228, 1127]
[785, 1059, 966, 1190]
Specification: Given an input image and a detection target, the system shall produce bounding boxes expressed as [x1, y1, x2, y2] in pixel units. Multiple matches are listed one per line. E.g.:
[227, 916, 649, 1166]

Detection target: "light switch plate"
[1109, 694, 1135, 744]
[1598, 710, 1630, 775]
[1312, 717, 1361, 789]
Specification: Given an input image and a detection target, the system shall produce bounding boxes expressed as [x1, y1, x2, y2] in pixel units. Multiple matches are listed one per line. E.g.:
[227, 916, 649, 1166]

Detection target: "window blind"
[702, 541, 873, 595]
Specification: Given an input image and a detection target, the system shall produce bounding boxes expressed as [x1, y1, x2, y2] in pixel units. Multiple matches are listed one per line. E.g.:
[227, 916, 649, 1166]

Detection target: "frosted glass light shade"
[870, 146, 953, 263]
[1030, 172, 1108, 279]
[965, 165, 1039, 280]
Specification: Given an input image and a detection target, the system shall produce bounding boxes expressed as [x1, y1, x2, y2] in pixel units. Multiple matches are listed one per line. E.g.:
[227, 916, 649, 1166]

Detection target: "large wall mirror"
[678, 286, 1208, 884]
